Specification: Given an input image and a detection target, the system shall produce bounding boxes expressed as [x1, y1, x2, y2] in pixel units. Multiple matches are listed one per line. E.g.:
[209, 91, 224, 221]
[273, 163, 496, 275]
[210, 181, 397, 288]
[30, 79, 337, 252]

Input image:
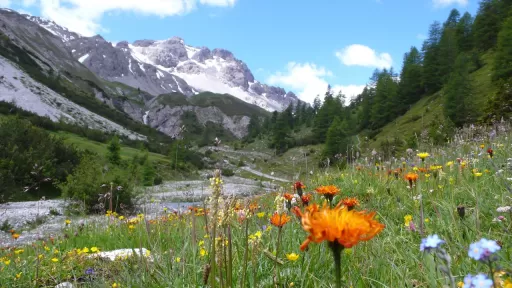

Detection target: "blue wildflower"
[85, 268, 94, 275]
[463, 273, 494, 288]
[420, 234, 445, 252]
[468, 238, 501, 261]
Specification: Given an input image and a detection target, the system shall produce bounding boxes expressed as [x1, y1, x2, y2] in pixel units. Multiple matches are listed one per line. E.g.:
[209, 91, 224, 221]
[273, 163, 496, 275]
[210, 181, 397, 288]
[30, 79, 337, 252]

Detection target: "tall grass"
[0, 123, 511, 287]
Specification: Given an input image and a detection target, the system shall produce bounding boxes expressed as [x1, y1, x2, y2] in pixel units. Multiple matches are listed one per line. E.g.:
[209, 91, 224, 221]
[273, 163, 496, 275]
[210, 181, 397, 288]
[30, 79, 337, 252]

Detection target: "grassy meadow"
[1, 123, 512, 288]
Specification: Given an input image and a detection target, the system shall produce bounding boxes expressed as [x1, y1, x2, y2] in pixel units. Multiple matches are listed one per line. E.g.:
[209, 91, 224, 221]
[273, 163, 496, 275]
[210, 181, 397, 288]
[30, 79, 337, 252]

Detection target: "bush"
[60, 155, 135, 214]
[0, 117, 81, 202]
[221, 168, 235, 177]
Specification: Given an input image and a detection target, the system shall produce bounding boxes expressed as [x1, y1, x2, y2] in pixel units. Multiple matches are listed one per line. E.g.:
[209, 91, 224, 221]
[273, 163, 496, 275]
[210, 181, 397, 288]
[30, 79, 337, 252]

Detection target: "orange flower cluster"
[315, 185, 340, 201]
[270, 212, 291, 227]
[298, 202, 385, 250]
[405, 172, 419, 188]
[301, 194, 312, 206]
[283, 193, 294, 201]
[341, 198, 359, 209]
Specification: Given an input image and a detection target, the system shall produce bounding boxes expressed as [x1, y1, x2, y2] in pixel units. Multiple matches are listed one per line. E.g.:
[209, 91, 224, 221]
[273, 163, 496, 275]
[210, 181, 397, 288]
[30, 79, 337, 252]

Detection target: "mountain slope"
[15, 10, 300, 112]
[0, 9, 270, 140]
[365, 52, 495, 151]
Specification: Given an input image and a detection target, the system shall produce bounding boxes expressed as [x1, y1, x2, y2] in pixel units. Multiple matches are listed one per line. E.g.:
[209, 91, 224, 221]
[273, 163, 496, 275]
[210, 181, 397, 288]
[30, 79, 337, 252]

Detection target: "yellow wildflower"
[3, 259, 11, 265]
[112, 283, 120, 288]
[14, 249, 24, 255]
[286, 253, 299, 261]
[175, 257, 181, 263]
[200, 248, 208, 257]
[404, 215, 413, 227]
[91, 247, 99, 253]
[457, 281, 464, 287]
[82, 247, 90, 253]
[51, 258, 59, 263]
[256, 212, 265, 218]
[417, 152, 430, 160]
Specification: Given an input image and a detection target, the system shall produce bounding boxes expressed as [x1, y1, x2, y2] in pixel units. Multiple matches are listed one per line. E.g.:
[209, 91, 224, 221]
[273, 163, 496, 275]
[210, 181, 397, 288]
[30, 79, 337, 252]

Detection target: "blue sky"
[3, 0, 479, 103]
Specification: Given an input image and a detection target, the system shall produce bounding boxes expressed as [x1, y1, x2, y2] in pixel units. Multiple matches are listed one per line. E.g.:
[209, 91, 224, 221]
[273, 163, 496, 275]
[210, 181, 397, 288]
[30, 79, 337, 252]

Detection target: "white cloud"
[0, 0, 11, 8]
[27, 0, 237, 36]
[432, 0, 468, 7]
[417, 33, 427, 40]
[267, 62, 365, 104]
[22, 0, 37, 7]
[335, 44, 392, 69]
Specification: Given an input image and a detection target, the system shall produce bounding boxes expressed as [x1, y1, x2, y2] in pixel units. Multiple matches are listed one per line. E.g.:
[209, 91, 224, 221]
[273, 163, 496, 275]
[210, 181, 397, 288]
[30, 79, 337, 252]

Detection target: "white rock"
[55, 282, 74, 288]
[88, 248, 153, 262]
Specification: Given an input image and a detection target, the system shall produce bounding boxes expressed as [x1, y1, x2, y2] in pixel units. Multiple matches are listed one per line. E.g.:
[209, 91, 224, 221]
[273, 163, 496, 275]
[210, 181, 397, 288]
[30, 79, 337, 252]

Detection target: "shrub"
[221, 168, 235, 177]
[60, 155, 135, 214]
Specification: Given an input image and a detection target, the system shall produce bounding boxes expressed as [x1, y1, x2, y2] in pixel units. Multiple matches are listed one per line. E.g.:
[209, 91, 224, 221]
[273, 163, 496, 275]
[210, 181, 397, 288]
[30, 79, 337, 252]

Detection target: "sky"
[1, 0, 480, 103]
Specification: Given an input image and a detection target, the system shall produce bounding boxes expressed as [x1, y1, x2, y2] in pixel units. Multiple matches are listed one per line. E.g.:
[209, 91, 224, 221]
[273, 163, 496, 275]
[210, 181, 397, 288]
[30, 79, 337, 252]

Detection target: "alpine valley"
[0, 8, 301, 140]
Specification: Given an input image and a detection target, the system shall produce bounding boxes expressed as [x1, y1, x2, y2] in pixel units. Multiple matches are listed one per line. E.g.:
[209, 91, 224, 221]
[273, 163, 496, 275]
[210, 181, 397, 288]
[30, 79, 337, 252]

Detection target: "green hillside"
[156, 92, 269, 117]
[51, 131, 170, 164]
[367, 52, 495, 150]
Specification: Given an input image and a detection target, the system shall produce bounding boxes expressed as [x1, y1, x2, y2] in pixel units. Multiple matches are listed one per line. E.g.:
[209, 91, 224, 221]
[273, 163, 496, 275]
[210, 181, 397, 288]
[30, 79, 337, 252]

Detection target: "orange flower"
[301, 194, 312, 206]
[293, 181, 306, 190]
[12, 233, 20, 240]
[294, 181, 306, 196]
[299, 202, 385, 251]
[405, 172, 418, 188]
[341, 198, 359, 210]
[315, 185, 340, 201]
[248, 202, 259, 213]
[291, 206, 302, 218]
[270, 212, 291, 227]
[283, 193, 294, 201]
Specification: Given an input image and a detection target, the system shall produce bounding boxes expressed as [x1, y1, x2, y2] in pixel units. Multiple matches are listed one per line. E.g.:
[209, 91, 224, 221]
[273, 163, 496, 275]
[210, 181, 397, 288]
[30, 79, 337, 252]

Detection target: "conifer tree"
[107, 136, 121, 165]
[456, 12, 474, 52]
[398, 47, 424, 113]
[473, 0, 503, 51]
[444, 53, 476, 127]
[323, 117, 350, 162]
[493, 15, 512, 82]
[422, 21, 443, 94]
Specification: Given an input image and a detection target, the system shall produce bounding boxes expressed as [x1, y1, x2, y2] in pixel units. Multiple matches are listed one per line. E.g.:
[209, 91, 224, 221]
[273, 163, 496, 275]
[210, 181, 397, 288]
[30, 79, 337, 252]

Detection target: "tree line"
[246, 0, 512, 164]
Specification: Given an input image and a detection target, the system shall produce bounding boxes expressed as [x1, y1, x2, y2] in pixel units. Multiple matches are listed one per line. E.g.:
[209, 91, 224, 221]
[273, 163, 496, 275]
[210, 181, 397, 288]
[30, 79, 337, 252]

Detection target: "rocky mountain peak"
[17, 10, 302, 111]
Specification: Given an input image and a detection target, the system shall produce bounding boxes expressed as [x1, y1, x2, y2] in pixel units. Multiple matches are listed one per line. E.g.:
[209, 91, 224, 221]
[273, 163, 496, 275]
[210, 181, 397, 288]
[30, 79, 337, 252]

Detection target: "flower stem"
[274, 226, 283, 287]
[241, 220, 249, 288]
[329, 242, 343, 288]
[488, 260, 497, 288]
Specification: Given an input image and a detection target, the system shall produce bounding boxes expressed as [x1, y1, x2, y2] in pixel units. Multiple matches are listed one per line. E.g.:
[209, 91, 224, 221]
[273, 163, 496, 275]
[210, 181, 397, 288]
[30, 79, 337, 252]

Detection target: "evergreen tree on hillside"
[370, 70, 399, 129]
[439, 10, 460, 83]
[473, 0, 504, 51]
[398, 47, 424, 113]
[493, 15, 512, 82]
[283, 103, 295, 129]
[270, 113, 291, 154]
[422, 21, 444, 94]
[246, 116, 261, 140]
[444, 53, 476, 127]
[488, 15, 512, 117]
[456, 12, 474, 52]
[358, 87, 373, 130]
[313, 96, 322, 114]
[313, 87, 336, 141]
[107, 136, 121, 165]
[322, 117, 350, 162]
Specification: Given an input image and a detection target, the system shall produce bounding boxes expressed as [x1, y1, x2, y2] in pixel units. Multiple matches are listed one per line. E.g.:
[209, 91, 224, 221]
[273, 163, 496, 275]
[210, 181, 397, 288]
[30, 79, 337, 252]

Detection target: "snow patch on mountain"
[78, 53, 89, 63]
[0, 56, 145, 140]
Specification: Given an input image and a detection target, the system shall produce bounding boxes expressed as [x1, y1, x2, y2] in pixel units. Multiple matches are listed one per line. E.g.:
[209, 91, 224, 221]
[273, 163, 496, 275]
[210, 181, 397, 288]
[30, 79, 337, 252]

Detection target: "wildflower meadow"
[1, 126, 512, 288]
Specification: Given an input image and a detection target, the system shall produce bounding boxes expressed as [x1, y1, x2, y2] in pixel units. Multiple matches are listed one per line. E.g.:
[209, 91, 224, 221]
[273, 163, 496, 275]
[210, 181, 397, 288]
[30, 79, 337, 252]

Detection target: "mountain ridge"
[16, 10, 301, 112]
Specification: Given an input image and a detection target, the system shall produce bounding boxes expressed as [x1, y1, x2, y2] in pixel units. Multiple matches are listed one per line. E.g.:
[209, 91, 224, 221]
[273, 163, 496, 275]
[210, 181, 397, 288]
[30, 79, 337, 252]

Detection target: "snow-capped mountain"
[24, 16, 299, 111]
